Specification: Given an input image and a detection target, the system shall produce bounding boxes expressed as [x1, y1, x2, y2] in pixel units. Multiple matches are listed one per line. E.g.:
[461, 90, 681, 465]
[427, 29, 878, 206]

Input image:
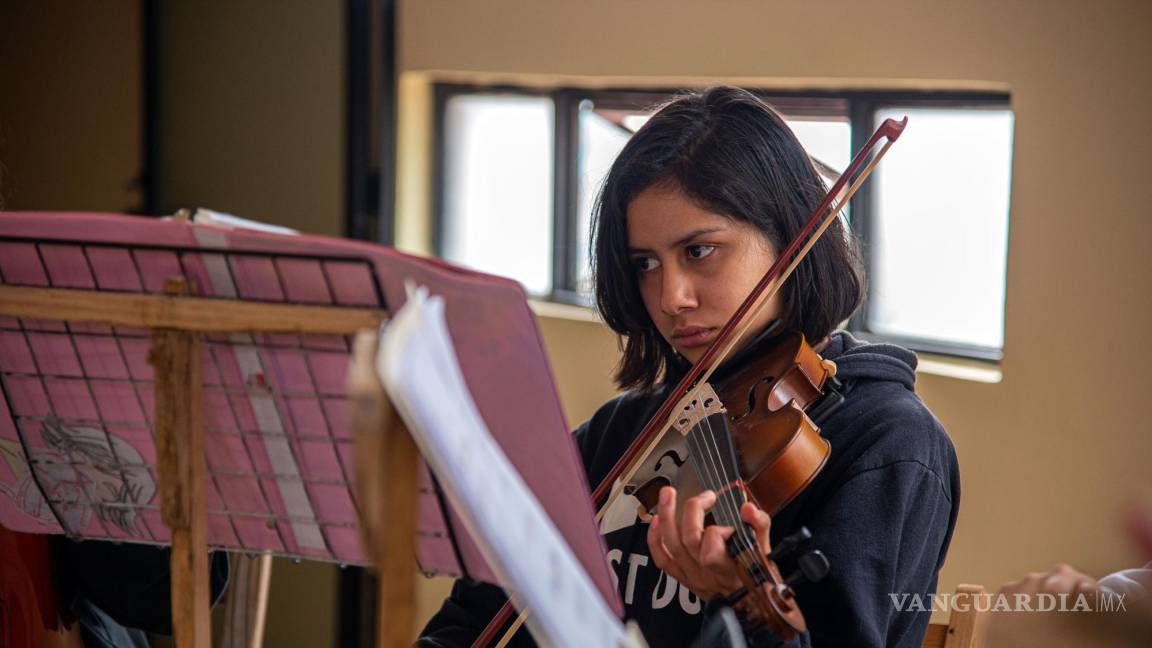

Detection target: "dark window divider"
[344, 0, 396, 246]
[847, 98, 878, 335]
[141, 0, 161, 216]
[552, 90, 581, 300]
[339, 1, 397, 646]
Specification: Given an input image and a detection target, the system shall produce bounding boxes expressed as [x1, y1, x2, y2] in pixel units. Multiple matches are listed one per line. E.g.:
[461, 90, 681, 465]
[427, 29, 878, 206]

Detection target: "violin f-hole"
[655, 449, 686, 472]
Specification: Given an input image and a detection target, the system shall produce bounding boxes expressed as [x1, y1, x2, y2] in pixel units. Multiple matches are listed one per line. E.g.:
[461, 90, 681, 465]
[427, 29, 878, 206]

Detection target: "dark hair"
[592, 86, 865, 391]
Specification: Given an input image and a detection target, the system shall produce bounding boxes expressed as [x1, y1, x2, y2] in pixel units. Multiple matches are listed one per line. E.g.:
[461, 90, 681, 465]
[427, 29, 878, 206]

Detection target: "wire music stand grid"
[0, 237, 385, 565]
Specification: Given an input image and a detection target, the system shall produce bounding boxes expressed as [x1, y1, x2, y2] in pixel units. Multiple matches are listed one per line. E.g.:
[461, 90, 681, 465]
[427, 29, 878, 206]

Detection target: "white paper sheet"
[377, 286, 636, 648]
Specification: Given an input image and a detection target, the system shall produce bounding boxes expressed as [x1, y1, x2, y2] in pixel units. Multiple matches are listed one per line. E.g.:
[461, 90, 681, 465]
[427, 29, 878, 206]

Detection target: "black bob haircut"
[591, 86, 865, 392]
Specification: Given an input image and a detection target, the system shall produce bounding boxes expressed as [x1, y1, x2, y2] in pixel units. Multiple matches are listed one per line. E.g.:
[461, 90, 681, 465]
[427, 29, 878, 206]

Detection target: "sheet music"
[189, 207, 300, 234]
[377, 287, 635, 648]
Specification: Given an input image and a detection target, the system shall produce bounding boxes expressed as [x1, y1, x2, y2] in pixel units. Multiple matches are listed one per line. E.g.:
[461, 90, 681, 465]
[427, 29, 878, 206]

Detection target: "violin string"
[690, 412, 760, 575]
[693, 415, 747, 543]
[688, 420, 752, 559]
[680, 415, 752, 572]
[696, 407, 753, 541]
[699, 414, 762, 565]
[689, 410, 748, 551]
[684, 424, 758, 579]
[675, 392, 766, 587]
[696, 408, 770, 579]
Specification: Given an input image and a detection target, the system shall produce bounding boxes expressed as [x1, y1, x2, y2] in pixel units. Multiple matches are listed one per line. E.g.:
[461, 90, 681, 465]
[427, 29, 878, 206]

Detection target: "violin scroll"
[723, 527, 830, 641]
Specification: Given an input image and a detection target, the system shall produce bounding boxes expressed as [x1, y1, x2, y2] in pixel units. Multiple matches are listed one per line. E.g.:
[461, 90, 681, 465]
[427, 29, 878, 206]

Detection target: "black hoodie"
[419, 332, 960, 647]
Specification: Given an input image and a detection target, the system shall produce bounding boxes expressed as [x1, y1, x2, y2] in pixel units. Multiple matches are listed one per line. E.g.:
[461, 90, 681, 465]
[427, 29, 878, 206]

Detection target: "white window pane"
[787, 118, 851, 177]
[576, 104, 634, 296]
[442, 95, 554, 296]
[869, 107, 1014, 350]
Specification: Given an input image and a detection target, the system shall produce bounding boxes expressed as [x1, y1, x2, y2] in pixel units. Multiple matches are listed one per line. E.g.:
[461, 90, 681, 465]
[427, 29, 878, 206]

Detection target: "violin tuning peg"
[821, 358, 838, 377]
[784, 550, 830, 589]
[767, 526, 812, 563]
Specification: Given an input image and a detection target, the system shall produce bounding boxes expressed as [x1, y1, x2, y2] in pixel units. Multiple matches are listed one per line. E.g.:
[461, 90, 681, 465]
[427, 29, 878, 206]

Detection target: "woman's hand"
[647, 485, 773, 602]
[999, 563, 1100, 597]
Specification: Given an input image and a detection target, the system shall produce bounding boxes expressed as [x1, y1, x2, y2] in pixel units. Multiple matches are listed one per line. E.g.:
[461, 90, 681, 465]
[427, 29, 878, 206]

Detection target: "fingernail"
[660, 487, 670, 506]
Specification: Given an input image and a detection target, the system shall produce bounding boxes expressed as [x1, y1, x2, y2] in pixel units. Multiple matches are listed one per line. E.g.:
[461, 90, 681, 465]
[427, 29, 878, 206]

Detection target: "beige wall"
[1, 2, 346, 646]
[0, 0, 143, 212]
[157, 0, 345, 235]
[399, 0, 1152, 628]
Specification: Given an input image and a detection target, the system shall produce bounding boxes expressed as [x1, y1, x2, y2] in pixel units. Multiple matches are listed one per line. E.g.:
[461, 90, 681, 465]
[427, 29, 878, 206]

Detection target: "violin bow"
[473, 116, 907, 648]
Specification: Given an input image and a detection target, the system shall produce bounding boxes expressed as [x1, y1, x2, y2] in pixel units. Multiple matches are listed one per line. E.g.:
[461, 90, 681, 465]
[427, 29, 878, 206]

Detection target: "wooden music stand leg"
[220, 552, 273, 648]
[152, 277, 212, 648]
[348, 331, 419, 648]
[378, 396, 419, 647]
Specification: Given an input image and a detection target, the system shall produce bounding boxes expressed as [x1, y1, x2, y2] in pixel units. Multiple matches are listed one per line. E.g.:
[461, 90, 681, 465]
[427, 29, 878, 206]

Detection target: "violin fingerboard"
[686, 412, 747, 529]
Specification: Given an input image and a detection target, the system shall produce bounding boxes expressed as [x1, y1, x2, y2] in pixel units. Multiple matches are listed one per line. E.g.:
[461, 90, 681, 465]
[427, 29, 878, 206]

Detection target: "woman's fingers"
[656, 486, 688, 562]
[1041, 564, 1099, 595]
[700, 525, 742, 593]
[646, 488, 776, 599]
[647, 512, 688, 584]
[699, 524, 735, 569]
[741, 502, 773, 551]
[681, 489, 717, 556]
[999, 563, 1100, 596]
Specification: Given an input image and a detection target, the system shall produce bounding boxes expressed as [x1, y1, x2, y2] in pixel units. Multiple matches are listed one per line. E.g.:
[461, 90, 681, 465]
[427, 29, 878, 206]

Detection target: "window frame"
[432, 83, 1012, 361]
[845, 94, 1012, 362]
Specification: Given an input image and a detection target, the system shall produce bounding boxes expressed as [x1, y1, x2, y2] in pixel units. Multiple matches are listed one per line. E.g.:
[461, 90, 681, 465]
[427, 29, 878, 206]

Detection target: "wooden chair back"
[922, 584, 987, 648]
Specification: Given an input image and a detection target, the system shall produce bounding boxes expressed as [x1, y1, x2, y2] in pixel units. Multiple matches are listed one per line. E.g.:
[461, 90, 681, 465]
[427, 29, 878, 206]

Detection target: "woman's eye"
[632, 257, 660, 273]
[686, 244, 716, 260]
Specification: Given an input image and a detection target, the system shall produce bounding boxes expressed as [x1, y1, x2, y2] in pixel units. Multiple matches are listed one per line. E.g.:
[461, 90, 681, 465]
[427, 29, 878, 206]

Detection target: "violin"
[626, 323, 841, 521]
[620, 324, 840, 640]
[473, 116, 908, 647]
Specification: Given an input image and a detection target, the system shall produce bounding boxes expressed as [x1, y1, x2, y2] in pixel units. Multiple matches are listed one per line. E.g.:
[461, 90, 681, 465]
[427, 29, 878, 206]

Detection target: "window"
[439, 93, 555, 295]
[864, 106, 1014, 356]
[435, 85, 1013, 361]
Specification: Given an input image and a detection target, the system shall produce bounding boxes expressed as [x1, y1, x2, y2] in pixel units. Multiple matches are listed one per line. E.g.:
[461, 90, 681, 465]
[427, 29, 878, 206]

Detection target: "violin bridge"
[671, 384, 725, 437]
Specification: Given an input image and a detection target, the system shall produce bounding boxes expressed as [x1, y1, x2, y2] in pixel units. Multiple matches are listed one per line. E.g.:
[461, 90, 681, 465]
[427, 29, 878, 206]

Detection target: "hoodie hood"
[821, 330, 918, 390]
[663, 328, 918, 392]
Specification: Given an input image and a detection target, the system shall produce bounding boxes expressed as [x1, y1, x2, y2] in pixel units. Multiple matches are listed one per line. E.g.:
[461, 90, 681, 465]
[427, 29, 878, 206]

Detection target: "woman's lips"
[672, 327, 717, 348]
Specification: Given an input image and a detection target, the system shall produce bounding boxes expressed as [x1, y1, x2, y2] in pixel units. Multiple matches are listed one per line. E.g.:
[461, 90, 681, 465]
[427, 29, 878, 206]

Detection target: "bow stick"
[474, 116, 908, 648]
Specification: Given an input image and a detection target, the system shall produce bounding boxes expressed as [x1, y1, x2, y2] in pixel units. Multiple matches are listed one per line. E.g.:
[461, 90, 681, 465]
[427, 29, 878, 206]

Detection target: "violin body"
[612, 330, 840, 640]
[625, 330, 839, 519]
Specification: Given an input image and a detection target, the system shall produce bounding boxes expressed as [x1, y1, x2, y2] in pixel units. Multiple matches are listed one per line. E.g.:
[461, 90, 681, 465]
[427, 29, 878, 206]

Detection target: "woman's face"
[627, 182, 783, 365]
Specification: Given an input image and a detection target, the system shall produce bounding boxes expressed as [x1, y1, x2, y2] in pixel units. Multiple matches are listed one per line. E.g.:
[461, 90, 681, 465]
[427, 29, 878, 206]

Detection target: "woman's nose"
[660, 267, 698, 316]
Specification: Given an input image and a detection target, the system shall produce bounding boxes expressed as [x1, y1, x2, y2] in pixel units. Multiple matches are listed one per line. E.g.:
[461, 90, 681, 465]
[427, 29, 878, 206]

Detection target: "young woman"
[420, 86, 960, 647]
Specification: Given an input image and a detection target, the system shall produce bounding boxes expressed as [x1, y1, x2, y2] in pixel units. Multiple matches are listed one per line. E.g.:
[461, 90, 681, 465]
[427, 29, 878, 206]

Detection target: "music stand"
[0, 211, 619, 646]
